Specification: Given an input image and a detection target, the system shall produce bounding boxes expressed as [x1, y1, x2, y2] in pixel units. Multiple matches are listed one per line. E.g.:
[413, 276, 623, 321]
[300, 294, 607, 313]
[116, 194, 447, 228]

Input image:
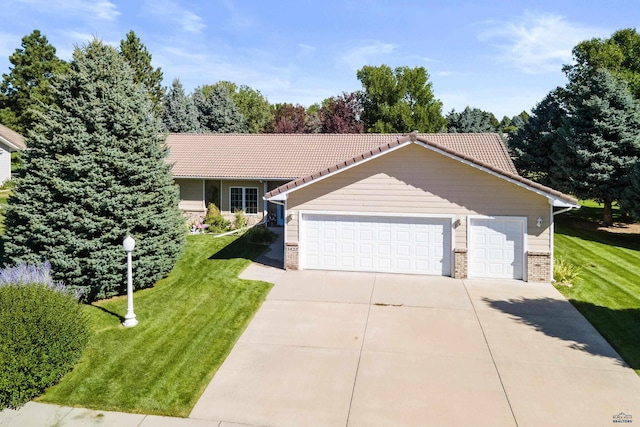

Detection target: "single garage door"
[469, 217, 524, 279]
[301, 214, 451, 275]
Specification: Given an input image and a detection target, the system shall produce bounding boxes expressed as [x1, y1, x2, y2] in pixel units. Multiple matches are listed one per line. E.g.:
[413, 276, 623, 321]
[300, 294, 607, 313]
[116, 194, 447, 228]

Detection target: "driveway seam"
[463, 279, 519, 427]
[344, 273, 377, 426]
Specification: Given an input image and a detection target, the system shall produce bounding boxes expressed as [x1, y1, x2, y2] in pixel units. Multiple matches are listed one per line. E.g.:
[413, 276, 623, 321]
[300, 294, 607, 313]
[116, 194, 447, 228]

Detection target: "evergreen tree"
[445, 106, 497, 133]
[213, 81, 273, 133]
[163, 78, 200, 132]
[508, 89, 567, 185]
[192, 85, 247, 133]
[555, 68, 640, 225]
[0, 30, 68, 134]
[4, 40, 185, 301]
[119, 30, 164, 118]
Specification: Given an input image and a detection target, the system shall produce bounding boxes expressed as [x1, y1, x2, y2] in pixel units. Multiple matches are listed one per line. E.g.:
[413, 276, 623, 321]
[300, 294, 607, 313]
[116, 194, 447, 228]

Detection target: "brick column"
[527, 251, 551, 282]
[285, 242, 299, 270]
[454, 248, 468, 279]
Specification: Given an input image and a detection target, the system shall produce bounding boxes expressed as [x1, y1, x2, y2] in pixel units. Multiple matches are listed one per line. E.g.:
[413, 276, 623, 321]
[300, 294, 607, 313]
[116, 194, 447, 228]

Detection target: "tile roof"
[264, 133, 578, 207]
[0, 124, 26, 150]
[165, 132, 518, 179]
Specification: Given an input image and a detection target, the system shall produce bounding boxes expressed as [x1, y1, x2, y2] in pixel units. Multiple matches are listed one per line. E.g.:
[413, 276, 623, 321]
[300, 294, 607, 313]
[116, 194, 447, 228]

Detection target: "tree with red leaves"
[271, 103, 307, 133]
[319, 92, 363, 133]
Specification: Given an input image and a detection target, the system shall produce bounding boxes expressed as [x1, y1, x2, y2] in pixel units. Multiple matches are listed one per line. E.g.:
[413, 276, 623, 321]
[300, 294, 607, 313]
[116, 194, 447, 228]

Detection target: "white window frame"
[229, 187, 259, 214]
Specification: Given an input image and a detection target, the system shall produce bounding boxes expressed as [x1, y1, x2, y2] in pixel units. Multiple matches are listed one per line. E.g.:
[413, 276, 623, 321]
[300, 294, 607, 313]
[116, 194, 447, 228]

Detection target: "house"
[166, 132, 579, 282]
[0, 124, 26, 183]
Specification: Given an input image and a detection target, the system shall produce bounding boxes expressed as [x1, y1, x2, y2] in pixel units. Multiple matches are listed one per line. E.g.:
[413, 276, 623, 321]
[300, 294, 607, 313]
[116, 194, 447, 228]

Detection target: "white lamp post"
[122, 235, 138, 327]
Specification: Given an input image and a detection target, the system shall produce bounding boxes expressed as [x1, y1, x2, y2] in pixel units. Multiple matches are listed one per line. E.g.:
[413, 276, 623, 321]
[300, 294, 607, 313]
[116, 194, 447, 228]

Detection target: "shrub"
[554, 257, 581, 287]
[245, 225, 277, 245]
[204, 203, 230, 233]
[233, 209, 247, 229]
[0, 262, 89, 410]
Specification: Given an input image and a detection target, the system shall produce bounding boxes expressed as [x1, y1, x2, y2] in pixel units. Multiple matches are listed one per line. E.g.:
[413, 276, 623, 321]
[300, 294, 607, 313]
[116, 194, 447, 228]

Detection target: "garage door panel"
[302, 214, 451, 276]
[470, 218, 524, 280]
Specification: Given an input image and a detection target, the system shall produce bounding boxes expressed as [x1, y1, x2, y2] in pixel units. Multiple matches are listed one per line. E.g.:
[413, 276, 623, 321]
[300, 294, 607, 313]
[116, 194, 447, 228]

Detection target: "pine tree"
[445, 106, 497, 133]
[163, 78, 200, 132]
[557, 68, 640, 225]
[192, 85, 247, 133]
[0, 30, 67, 133]
[119, 30, 164, 118]
[508, 89, 566, 184]
[4, 39, 185, 301]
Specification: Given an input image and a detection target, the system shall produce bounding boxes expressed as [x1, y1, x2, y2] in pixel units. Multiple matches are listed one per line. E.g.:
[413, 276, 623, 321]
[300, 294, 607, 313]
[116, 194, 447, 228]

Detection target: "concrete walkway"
[3, 250, 640, 425]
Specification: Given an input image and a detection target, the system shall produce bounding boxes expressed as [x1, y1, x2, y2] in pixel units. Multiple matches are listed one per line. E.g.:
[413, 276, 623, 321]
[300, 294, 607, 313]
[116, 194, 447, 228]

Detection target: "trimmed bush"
[204, 203, 230, 233]
[0, 262, 89, 410]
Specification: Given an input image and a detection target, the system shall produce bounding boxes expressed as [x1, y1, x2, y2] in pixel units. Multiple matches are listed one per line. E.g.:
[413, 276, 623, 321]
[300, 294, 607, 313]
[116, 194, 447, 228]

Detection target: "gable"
[266, 138, 578, 208]
[287, 143, 549, 215]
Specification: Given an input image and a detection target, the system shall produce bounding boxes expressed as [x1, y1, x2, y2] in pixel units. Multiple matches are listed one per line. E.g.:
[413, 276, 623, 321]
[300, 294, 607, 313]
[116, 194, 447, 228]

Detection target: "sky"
[0, 0, 638, 119]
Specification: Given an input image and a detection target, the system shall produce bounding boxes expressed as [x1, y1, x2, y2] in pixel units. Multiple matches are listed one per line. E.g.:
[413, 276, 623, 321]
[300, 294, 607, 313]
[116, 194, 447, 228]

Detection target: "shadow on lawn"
[555, 216, 640, 252]
[208, 234, 267, 262]
[90, 303, 125, 322]
[484, 297, 640, 371]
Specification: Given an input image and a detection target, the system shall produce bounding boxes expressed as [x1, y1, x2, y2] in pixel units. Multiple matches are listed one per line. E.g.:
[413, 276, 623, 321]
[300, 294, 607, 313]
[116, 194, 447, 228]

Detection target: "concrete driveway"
[190, 266, 640, 427]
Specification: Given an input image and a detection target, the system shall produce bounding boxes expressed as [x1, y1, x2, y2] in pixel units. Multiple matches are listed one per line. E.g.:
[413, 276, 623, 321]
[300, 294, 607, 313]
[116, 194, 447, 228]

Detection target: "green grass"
[555, 202, 640, 375]
[38, 233, 272, 417]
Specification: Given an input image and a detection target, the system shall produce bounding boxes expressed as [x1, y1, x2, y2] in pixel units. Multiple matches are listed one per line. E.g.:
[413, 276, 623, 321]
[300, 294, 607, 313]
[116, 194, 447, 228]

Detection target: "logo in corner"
[613, 412, 633, 424]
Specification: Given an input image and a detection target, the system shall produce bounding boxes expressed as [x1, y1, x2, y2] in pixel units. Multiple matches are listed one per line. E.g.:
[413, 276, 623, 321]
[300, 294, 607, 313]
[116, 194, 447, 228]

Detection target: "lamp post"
[122, 235, 138, 327]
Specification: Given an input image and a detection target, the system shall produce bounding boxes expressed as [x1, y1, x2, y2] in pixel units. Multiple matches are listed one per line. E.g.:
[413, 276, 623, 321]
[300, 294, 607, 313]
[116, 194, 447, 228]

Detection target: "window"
[230, 187, 258, 214]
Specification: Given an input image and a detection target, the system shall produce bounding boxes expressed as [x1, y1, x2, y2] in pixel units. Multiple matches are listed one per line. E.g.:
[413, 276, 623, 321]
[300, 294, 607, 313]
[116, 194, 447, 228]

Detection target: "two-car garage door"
[300, 213, 525, 280]
[301, 214, 451, 275]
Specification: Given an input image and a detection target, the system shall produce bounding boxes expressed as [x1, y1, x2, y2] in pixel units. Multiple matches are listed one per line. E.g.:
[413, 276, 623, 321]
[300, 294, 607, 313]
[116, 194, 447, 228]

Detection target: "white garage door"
[301, 214, 451, 275]
[469, 218, 524, 279]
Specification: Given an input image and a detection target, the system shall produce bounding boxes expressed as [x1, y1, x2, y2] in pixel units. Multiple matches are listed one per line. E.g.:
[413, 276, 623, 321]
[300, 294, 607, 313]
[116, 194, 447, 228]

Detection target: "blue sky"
[1, 0, 637, 118]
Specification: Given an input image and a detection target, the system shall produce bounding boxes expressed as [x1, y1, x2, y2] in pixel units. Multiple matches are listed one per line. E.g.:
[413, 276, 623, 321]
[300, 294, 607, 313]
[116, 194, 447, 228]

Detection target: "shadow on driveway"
[483, 297, 637, 370]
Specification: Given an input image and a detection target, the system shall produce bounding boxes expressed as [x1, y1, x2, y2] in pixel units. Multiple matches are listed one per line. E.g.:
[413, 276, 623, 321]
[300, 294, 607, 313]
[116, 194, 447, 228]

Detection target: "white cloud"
[19, 0, 120, 21]
[340, 41, 398, 71]
[479, 13, 607, 74]
[144, 0, 206, 34]
[298, 43, 315, 51]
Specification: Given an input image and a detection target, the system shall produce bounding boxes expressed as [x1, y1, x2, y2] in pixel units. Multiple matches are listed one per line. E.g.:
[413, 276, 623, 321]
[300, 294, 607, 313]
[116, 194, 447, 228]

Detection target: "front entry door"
[276, 204, 285, 226]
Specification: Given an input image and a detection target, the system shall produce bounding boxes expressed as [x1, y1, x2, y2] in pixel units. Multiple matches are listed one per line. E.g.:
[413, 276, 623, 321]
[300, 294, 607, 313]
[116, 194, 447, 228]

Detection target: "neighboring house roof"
[165, 133, 518, 179]
[265, 132, 579, 208]
[0, 123, 26, 151]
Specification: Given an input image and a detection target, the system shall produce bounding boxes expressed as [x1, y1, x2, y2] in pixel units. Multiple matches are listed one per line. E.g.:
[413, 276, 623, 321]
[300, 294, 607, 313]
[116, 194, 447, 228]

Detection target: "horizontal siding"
[176, 178, 204, 211]
[287, 144, 551, 252]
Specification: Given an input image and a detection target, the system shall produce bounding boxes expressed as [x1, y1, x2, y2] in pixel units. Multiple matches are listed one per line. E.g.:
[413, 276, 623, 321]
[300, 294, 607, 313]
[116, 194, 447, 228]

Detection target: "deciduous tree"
[357, 65, 445, 133]
[213, 81, 273, 133]
[570, 28, 640, 99]
[271, 103, 306, 133]
[0, 30, 67, 134]
[319, 92, 364, 133]
[4, 39, 185, 301]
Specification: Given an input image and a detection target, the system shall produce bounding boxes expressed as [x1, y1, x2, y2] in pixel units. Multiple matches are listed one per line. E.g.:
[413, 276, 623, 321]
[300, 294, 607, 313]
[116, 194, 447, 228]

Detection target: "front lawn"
[555, 201, 640, 375]
[39, 233, 272, 417]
